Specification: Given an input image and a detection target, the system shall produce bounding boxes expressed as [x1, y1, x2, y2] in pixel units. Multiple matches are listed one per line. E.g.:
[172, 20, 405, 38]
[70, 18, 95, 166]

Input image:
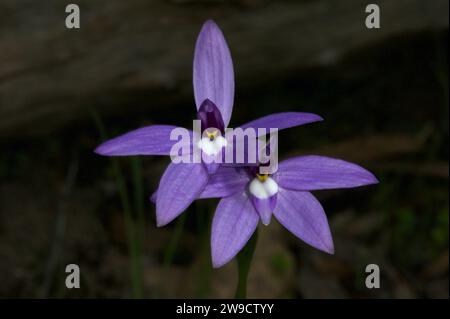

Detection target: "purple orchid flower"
[198, 156, 378, 268]
[95, 20, 322, 227]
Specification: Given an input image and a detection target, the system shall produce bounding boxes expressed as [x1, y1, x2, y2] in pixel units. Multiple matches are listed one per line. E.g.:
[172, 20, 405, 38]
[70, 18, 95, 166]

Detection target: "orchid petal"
[211, 191, 259, 268]
[152, 167, 248, 201]
[199, 167, 248, 199]
[200, 149, 224, 174]
[250, 194, 277, 226]
[156, 163, 208, 226]
[239, 112, 323, 136]
[94, 125, 189, 156]
[203, 162, 220, 175]
[277, 156, 379, 191]
[193, 20, 234, 127]
[274, 189, 334, 254]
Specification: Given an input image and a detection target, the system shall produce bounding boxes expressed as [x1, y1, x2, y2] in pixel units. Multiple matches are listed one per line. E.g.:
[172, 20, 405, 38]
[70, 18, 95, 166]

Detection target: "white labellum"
[249, 177, 279, 199]
[197, 136, 227, 156]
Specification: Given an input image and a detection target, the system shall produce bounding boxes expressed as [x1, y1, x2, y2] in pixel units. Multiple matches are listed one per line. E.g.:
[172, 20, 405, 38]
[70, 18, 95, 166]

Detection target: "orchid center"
[197, 128, 227, 156]
[256, 173, 269, 182]
[206, 129, 219, 141]
[249, 175, 278, 199]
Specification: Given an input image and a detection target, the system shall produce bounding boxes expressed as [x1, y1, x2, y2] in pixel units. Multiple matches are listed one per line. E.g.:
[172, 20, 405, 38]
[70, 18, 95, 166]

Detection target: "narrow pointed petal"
[277, 156, 379, 191]
[199, 167, 249, 199]
[193, 20, 234, 127]
[239, 112, 323, 136]
[156, 163, 208, 226]
[211, 192, 259, 268]
[274, 189, 334, 254]
[94, 125, 189, 156]
[250, 194, 277, 226]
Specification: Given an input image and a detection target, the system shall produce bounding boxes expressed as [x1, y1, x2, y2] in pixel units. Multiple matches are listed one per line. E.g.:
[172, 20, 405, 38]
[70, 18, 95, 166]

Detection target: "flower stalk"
[235, 229, 258, 299]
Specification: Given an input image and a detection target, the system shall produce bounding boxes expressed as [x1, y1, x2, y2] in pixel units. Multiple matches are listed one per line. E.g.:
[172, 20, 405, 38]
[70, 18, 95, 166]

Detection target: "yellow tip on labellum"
[256, 174, 269, 182]
[206, 129, 219, 141]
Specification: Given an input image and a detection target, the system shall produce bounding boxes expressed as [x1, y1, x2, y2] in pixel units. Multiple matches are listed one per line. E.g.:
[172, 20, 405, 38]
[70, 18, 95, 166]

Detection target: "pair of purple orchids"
[95, 20, 378, 268]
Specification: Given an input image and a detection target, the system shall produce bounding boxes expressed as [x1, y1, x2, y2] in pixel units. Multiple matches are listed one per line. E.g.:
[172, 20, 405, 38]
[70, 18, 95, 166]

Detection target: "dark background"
[0, 0, 448, 298]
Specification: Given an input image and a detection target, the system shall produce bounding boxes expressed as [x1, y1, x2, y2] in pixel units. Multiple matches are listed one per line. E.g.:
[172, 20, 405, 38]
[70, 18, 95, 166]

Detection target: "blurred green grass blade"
[90, 108, 143, 298]
[163, 212, 187, 269]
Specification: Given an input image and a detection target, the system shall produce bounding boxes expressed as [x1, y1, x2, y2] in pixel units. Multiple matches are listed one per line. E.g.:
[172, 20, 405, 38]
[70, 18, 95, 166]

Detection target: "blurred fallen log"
[0, 0, 448, 139]
[373, 161, 449, 179]
[291, 129, 432, 162]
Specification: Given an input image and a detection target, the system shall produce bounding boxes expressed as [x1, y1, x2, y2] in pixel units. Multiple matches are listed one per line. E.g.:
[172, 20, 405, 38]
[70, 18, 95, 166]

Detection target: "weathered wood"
[0, 0, 447, 139]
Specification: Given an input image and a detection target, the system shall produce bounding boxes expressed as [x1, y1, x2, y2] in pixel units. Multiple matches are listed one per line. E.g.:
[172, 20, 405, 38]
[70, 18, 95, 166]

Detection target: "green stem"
[196, 202, 214, 298]
[235, 229, 258, 299]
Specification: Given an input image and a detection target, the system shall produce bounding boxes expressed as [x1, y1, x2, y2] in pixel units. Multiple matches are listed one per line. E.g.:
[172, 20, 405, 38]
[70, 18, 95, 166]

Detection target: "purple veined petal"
[152, 166, 249, 202]
[203, 162, 220, 174]
[274, 189, 334, 254]
[250, 194, 277, 226]
[277, 155, 379, 191]
[94, 125, 191, 156]
[156, 162, 208, 227]
[200, 149, 224, 174]
[211, 191, 259, 268]
[193, 20, 235, 127]
[198, 166, 249, 199]
[239, 112, 323, 136]
[145, 155, 245, 201]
